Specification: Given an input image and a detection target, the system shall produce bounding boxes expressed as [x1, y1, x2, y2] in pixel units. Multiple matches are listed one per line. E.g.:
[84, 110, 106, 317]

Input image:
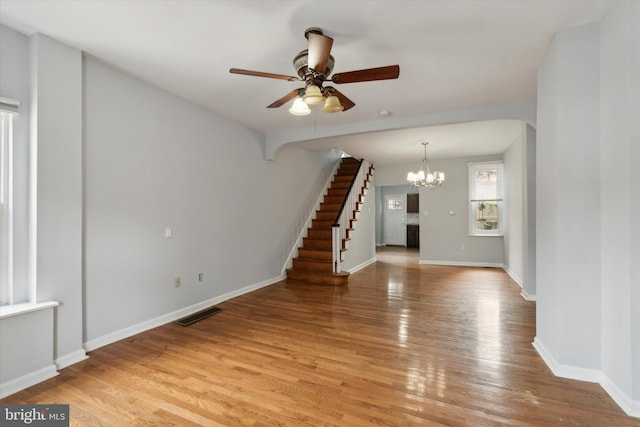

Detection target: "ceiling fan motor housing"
[293, 50, 335, 79]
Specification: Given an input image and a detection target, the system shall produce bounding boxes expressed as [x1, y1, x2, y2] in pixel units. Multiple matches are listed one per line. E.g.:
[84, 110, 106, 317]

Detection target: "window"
[387, 198, 403, 210]
[469, 161, 503, 236]
[0, 98, 19, 306]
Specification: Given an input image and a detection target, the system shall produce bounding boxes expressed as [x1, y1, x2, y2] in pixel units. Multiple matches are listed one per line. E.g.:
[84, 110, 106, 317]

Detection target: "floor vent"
[174, 307, 222, 327]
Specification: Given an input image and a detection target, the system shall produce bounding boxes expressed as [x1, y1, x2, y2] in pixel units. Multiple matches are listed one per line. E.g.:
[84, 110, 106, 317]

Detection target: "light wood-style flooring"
[2, 247, 636, 426]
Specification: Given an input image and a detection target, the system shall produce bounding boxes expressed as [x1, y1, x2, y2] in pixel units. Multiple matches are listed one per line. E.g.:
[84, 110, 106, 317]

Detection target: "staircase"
[286, 157, 373, 285]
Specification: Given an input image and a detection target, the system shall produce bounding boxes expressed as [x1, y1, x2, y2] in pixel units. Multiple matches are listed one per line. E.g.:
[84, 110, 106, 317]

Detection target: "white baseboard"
[419, 260, 504, 268]
[56, 349, 89, 370]
[532, 337, 600, 382]
[600, 372, 640, 418]
[502, 265, 523, 287]
[84, 275, 284, 352]
[501, 266, 537, 301]
[347, 257, 376, 274]
[520, 290, 536, 301]
[533, 337, 639, 419]
[0, 365, 58, 399]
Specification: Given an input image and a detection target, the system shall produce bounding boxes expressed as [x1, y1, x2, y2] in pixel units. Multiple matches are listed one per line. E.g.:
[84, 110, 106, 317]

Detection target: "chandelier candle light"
[407, 142, 445, 188]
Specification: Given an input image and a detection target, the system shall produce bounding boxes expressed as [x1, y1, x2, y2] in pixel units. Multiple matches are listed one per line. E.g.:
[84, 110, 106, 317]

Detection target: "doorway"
[384, 194, 406, 246]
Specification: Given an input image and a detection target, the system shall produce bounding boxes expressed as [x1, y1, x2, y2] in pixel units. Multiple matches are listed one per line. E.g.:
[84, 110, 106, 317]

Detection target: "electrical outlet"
[198, 273, 204, 282]
[174, 277, 181, 288]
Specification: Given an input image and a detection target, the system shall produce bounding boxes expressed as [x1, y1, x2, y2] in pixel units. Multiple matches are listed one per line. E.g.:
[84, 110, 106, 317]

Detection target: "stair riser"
[307, 229, 331, 239]
[327, 188, 349, 196]
[331, 181, 351, 189]
[293, 259, 333, 272]
[320, 203, 341, 212]
[312, 219, 334, 229]
[298, 250, 332, 261]
[323, 196, 344, 204]
[303, 238, 332, 249]
[285, 269, 349, 286]
[316, 211, 338, 220]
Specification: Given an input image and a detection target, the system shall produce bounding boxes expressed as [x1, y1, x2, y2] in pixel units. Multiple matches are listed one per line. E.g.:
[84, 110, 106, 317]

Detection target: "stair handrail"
[332, 159, 371, 273]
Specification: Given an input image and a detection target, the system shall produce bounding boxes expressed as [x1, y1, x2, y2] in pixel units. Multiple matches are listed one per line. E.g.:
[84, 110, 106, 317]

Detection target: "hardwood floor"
[2, 249, 635, 426]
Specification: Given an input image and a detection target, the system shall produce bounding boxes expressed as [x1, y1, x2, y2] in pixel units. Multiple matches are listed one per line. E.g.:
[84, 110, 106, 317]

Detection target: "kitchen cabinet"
[407, 193, 419, 213]
[407, 224, 419, 248]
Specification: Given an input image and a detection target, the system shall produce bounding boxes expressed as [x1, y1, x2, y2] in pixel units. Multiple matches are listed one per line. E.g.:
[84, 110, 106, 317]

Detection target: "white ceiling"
[0, 0, 614, 163]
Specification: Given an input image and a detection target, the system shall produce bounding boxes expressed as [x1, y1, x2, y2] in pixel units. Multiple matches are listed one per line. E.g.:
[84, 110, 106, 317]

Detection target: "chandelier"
[407, 142, 445, 188]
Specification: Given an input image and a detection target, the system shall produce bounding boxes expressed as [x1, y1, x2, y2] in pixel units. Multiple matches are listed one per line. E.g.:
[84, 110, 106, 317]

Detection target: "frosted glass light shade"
[303, 84, 324, 105]
[289, 97, 311, 116]
[322, 95, 343, 113]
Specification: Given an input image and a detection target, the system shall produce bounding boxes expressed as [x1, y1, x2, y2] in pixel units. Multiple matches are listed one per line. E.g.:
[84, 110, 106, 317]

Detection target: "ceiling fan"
[229, 27, 400, 114]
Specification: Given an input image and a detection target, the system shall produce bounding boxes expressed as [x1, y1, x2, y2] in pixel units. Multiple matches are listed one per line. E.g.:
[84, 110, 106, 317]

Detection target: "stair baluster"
[332, 159, 371, 273]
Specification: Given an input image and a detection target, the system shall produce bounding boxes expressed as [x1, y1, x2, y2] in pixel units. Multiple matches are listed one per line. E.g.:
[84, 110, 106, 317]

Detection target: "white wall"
[535, 22, 601, 371]
[599, 0, 640, 407]
[536, 1, 640, 416]
[83, 57, 336, 345]
[524, 125, 537, 299]
[503, 122, 536, 300]
[503, 125, 524, 285]
[30, 33, 86, 369]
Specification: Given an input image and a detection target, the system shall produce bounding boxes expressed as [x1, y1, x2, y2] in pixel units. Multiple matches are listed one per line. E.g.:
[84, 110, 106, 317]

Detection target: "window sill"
[0, 301, 59, 320]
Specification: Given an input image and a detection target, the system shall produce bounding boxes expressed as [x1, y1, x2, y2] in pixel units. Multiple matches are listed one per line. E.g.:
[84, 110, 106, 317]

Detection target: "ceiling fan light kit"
[407, 142, 445, 188]
[229, 27, 399, 116]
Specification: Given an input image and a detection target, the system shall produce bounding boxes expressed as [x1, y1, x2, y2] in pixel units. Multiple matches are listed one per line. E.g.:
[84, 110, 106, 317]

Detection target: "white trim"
[0, 300, 59, 320]
[419, 260, 504, 268]
[533, 337, 640, 419]
[502, 265, 537, 301]
[519, 290, 537, 301]
[532, 337, 600, 382]
[503, 265, 523, 287]
[55, 349, 88, 370]
[347, 257, 376, 274]
[84, 275, 283, 352]
[0, 365, 58, 399]
[600, 373, 640, 418]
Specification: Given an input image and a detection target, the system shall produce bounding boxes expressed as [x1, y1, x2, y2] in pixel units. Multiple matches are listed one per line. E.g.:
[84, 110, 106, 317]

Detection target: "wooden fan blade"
[331, 65, 400, 84]
[328, 87, 355, 111]
[267, 89, 302, 108]
[230, 68, 298, 81]
[307, 32, 333, 74]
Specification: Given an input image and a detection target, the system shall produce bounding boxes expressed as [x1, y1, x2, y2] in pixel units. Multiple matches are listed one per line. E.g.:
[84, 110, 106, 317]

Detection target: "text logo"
[1, 404, 69, 426]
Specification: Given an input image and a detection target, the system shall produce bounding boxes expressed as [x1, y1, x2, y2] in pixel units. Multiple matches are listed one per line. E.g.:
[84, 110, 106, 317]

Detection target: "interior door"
[385, 194, 406, 246]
